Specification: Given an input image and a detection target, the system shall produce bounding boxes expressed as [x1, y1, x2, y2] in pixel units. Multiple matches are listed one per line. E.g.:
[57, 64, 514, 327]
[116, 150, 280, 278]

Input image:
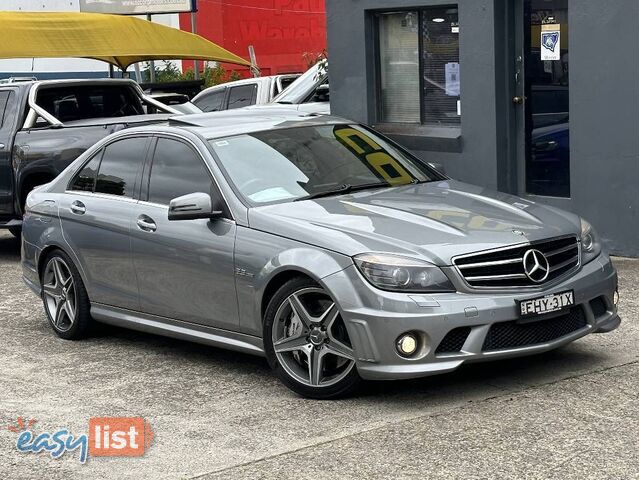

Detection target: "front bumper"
[322, 253, 620, 381]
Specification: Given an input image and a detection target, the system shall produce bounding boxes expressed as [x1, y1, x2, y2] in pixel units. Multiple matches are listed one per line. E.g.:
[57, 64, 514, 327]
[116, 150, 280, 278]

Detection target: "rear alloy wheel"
[41, 250, 92, 340]
[264, 278, 360, 399]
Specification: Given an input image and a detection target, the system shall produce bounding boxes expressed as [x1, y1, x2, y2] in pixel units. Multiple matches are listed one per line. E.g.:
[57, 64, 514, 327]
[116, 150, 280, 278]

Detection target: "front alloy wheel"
[264, 278, 360, 398]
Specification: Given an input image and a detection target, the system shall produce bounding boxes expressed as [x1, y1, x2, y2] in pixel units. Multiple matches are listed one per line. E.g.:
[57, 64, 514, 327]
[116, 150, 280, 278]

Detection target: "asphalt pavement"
[0, 230, 637, 479]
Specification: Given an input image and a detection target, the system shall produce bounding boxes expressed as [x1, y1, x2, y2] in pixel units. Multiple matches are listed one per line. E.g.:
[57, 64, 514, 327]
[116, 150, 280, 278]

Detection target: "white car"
[192, 74, 300, 112]
[268, 61, 330, 114]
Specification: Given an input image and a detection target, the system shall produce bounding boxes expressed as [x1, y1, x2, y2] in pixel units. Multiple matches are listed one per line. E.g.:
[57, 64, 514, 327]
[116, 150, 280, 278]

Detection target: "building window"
[377, 7, 460, 126]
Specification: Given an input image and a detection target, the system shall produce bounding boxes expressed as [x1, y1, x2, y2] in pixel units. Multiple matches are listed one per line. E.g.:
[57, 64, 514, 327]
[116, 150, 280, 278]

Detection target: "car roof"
[151, 108, 350, 139]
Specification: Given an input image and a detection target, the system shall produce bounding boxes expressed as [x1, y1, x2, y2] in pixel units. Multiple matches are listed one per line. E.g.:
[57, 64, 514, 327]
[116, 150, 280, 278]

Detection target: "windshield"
[272, 62, 327, 104]
[208, 124, 437, 205]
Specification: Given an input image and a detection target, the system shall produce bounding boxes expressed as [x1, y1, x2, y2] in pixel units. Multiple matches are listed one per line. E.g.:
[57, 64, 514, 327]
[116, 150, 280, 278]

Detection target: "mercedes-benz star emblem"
[522, 249, 550, 283]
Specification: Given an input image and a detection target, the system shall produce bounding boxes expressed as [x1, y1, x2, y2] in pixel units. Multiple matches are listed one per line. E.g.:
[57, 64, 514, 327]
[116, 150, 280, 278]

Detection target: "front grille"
[482, 307, 587, 352]
[590, 296, 608, 318]
[435, 327, 471, 354]
[454, 236, 579, 288]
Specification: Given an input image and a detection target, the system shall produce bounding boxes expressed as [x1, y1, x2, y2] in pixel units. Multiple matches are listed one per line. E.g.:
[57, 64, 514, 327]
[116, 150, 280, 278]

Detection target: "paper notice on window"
[445, 62, 460, 96]
[541, 24, 561, 61]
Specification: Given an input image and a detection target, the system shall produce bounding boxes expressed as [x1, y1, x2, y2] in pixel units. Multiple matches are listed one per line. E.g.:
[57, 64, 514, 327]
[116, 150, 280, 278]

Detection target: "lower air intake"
[482, 307, 587, 352]
[435, 327, 471, 354]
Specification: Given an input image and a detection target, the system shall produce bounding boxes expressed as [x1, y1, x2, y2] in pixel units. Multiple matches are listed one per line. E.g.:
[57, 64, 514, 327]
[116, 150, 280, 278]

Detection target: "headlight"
[354, 253, 455, 293]
[580, 218, 601, 264]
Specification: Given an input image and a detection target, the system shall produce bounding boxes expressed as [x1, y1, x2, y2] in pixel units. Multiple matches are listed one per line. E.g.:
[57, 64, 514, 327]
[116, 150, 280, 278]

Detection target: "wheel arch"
[260, 269, 314, 321]
[36, 241, 91, 298]
[254, 247, 352, 327]
[37, 243, 67, 279]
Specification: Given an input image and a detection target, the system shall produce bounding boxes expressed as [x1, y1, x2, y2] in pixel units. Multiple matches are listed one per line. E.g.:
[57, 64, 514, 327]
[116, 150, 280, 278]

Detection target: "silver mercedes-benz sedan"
[21, 110, 620, 398]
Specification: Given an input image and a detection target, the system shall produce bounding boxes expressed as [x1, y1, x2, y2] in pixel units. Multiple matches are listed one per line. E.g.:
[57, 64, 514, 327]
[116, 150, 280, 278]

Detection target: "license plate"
[518, 290, 575, 318]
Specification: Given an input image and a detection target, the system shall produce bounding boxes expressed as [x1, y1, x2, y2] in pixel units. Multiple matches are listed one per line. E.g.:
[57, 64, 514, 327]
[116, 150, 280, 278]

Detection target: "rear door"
[130, 136, 239, 330]
[0, 87, 19, 217]
[59, 136, 151, 310]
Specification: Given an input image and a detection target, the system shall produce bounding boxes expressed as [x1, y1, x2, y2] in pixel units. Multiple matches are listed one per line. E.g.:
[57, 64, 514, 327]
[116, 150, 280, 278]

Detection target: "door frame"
[510, 0, 574, 211]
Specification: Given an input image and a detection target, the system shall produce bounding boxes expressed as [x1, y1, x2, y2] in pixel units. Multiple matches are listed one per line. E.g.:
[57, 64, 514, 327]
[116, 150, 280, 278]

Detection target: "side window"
[147, 138, 213, 205]
[227, 84, 257, 110]
[377, 8, 460, 125]
[69, 151, 102, 192]
[95, 138, 148, 197]
[195, 89, 226, 112]
[0, 90, 11, 129]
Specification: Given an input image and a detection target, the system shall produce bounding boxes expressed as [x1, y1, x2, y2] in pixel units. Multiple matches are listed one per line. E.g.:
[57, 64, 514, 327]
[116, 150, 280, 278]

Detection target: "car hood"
[248, 180, 581, 265]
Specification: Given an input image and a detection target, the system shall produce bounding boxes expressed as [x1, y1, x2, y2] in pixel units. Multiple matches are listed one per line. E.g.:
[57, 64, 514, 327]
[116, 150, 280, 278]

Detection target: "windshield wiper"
[294, 182, 391, 201]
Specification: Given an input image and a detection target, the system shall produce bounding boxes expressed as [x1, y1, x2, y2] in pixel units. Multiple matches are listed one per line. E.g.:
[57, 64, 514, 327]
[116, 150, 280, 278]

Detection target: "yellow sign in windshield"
[334, 127, 414, 185]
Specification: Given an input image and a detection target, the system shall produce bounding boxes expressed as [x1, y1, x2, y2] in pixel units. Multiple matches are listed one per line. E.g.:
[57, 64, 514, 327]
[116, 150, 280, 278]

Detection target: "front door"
[514, 0, 570, 201]
[131, 136, 239, 331]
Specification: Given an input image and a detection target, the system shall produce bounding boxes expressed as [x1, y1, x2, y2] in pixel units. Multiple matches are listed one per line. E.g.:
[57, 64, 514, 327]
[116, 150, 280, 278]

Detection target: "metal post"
[134, 63, 142, 83]
[191, 11, 199, 80]
[108, 64, 114, 79]
[248, 46, 258, 77]
[147, 13, 156, 83]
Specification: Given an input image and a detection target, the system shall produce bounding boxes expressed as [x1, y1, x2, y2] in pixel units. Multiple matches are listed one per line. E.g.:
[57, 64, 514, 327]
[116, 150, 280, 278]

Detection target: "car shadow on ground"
[1, 231, 615, 402]
[93, 320, 610, 403]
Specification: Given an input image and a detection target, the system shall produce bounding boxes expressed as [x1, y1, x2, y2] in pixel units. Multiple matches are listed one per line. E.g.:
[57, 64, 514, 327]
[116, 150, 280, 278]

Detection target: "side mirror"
[313, 84, 330, 102]
[168, 192, 223, 221]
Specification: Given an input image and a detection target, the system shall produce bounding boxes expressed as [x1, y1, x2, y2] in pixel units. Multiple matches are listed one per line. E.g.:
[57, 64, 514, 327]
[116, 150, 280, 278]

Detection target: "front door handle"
[137, 215, 157, 232]
[70, 200, 86, 215]
[512, 96, 525, 105]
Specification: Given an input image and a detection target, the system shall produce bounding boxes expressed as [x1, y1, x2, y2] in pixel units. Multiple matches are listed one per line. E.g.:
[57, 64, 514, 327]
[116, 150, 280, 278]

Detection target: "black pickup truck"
[0, 79, 179, 236]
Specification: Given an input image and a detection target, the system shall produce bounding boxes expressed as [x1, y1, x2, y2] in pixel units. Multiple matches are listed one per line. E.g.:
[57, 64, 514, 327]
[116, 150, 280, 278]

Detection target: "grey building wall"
[568, 0, 639, 257]
[326, 0, 639, 257]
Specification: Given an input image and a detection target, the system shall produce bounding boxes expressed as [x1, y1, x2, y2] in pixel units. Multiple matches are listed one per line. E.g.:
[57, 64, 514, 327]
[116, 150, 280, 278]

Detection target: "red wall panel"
[179, 0, 326, 77]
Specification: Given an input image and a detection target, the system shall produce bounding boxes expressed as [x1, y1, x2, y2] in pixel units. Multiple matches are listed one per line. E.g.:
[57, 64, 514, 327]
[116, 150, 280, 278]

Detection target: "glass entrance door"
[518, 0, 570, 198]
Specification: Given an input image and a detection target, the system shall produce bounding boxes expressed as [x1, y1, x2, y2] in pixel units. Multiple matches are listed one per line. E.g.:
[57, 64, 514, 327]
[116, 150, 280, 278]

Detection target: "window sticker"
[541, 24, 561, 61]
[445, 62, 460, 96]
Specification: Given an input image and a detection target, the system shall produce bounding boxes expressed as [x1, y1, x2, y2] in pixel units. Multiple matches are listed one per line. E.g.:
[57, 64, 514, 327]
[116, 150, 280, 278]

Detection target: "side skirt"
[91, 303, 265, 357]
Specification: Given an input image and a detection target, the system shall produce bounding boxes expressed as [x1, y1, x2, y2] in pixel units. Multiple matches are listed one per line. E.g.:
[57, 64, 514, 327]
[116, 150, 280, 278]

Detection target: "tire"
[263, 277, 361, 399]
[40, 249, 93, 340]
[8, 227, 21, 238]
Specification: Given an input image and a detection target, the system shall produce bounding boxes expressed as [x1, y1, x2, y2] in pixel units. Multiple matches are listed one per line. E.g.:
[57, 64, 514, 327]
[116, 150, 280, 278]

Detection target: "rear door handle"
[70, 200, 86, 215]
[137, 215, 157, 232]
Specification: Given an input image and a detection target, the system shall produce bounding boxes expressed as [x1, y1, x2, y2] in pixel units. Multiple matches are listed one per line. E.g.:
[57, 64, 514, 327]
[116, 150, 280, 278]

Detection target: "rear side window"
[0, 90, 12, 129]
[227, 84, 257, 110]
[36, 85, 144, 123]
[195, 89, 226, 112]
[95, 138, 148, 197]
[70, 152, 102, 192]
[147, 138, 212, 205]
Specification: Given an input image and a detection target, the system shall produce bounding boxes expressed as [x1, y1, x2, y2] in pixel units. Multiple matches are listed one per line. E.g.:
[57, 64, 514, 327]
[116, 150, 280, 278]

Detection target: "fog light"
[613, 290, 619, 307]
[396, 333, 418, 357]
